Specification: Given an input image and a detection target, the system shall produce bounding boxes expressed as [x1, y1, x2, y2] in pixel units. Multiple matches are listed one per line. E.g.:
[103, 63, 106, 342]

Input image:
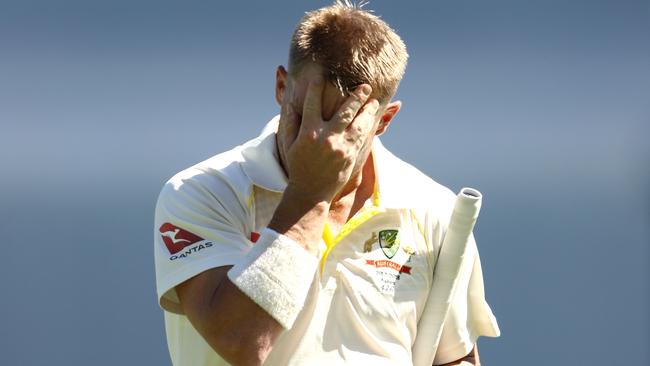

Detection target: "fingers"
[280, 98, 291, 121]
[280, 100, 301, 140]
[301, 75, 324, 130]
[359, 98, 380, 120]
[329, 84, 372, 133]
[283, 100, 299, 124]
[345, 98, 380, 142]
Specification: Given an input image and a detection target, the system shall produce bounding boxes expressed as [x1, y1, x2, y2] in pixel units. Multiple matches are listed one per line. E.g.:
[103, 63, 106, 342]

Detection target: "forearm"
[202, 189, 328, 364]
[176, 262, 282, 365]
[179, 192, 329, 365]
[193, 270, 283, 366]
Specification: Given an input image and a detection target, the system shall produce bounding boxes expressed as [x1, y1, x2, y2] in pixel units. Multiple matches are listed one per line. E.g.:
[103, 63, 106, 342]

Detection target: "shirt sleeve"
[153, 169, 254, 314]
[432, 234, 501, 365]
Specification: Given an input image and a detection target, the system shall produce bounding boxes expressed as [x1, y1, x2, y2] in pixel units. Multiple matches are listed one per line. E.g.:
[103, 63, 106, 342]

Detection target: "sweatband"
[227, 228, 319, 329]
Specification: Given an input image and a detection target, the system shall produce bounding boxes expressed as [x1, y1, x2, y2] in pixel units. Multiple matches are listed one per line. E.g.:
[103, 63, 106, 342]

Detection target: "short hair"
[288, 0, 408, 102]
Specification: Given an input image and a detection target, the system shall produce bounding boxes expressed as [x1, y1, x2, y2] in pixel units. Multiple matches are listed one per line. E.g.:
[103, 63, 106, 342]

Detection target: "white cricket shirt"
[154, 116, 500, 366]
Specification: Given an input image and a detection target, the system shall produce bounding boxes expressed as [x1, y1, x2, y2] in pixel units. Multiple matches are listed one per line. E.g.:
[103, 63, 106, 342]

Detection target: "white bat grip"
[412, 187, 482, 366]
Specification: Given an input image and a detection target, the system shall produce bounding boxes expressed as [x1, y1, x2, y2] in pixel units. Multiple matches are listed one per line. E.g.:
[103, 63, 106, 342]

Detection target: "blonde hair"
[288, 1, 408, 102]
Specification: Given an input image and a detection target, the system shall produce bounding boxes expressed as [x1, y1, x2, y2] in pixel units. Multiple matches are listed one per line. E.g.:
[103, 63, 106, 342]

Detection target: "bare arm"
[434, 346, 480, 366]
[175, 78, 378, 366]
[176, 266, 281, 365]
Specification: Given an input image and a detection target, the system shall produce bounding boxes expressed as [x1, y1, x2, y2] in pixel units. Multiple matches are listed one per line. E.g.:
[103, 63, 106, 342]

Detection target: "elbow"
[207, 329, 274, 366]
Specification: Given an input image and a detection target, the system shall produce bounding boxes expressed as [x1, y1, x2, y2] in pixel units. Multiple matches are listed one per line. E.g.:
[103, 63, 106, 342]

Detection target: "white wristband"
[227, 228, 319, 329]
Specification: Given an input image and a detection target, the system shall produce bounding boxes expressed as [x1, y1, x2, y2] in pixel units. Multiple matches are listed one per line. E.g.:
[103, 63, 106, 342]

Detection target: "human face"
[274, 62, 383, 180]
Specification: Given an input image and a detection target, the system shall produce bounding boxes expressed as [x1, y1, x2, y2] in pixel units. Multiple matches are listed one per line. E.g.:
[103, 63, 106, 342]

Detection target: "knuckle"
[338, 169, 350, 182]
[338, 109, 355, 122]
[354, 89, 370, 103]
[350, 90, 364, 102]
[328, 146, 346, 161]
[353, 122, 364, 135]
[324, 136, 337, 150]
[305, 130, 318, 142]
[355, 138, 365, 150]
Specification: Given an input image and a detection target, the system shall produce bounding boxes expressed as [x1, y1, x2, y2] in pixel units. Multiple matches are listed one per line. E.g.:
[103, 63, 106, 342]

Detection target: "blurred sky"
[0, 0, 648, 365]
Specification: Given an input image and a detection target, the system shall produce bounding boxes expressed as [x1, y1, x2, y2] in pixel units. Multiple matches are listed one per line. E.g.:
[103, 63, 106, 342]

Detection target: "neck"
[327, 153, 376, 228]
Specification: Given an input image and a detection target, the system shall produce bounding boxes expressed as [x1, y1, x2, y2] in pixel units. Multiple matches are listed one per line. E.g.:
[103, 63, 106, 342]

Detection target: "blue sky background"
[0, 0, 648, 364]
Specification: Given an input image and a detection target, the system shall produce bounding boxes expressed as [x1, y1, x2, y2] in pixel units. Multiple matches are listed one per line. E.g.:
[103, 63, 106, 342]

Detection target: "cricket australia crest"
[378, 229, 400, 259]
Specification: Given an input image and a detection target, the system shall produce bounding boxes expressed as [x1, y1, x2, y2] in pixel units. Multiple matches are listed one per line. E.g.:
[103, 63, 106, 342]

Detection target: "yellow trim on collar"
[319, 183, 384, 273]
[247, 189, 255, 210]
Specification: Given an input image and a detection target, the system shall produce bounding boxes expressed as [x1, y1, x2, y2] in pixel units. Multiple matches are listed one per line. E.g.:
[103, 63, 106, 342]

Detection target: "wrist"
[268, 185, 330, 254]
[283, 182, 335, 206]
[227, 228, 319, 329]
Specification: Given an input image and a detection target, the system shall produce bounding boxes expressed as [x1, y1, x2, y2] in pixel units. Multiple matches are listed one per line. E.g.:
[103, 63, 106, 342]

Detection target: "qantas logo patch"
[159, 223, 204, 254]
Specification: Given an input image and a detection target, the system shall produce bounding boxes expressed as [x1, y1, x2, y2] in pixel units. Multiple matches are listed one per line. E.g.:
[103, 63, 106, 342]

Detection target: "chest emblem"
[379, 229, 400, 259]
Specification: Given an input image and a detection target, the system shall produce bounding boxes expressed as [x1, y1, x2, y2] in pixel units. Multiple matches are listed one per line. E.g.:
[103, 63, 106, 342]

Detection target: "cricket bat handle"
[412, 187, 482, 366]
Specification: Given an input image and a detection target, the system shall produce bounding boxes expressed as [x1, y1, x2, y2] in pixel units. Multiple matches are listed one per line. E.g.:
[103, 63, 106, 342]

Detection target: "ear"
[375, 100, 401, 136]
[275, 65, 288, 105]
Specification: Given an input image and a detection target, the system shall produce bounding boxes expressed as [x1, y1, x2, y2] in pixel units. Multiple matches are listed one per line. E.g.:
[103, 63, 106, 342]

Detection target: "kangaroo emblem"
[160, 229, 191, 245]
[363, 232, 378, 253]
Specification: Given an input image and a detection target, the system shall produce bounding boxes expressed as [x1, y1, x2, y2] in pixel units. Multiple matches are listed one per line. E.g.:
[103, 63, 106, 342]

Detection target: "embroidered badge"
[159, 223, 214, 261]
[159, 223, 204, 255]
[378, 229, 400, 259]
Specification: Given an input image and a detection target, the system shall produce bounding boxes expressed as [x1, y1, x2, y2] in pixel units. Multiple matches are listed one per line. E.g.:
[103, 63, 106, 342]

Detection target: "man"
[154, 2, 499, 365]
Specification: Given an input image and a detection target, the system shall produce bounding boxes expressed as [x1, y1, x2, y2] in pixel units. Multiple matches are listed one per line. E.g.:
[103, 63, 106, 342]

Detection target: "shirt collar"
[240, 115, 288, 192]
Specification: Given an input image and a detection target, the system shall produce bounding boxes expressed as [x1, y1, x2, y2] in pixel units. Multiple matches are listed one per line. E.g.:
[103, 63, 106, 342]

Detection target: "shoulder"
[156, 115, 284, 227]
[374, 140, 456, 215]
[156, 142, 253, 226]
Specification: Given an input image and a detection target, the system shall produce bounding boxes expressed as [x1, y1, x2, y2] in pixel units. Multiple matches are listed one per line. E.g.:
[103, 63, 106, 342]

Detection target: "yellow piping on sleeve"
[410, 209, 429, 252]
